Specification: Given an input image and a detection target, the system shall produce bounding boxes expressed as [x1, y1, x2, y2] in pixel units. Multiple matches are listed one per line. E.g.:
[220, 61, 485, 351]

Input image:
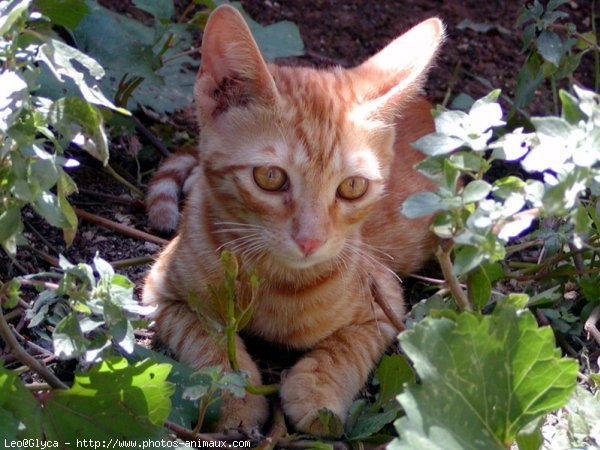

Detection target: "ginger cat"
[143, 5, 443, 435]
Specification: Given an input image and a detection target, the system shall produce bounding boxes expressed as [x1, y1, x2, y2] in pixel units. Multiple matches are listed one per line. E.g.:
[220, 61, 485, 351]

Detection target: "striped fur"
[143, 5, 444, 435]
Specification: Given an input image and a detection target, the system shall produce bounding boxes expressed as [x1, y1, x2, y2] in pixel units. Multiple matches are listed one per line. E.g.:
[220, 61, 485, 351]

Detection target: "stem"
[103, 164, 144, 198]
[74, 208, 169, 246]
[225, 283, 239, 372]
[435, 242, 472, 311]
[0, 294, 67, 390]
[368, 274, 405, 332]
[584, 304, 600, 346]
[25, 382, 51, 391]
[256, 401, 287, 450]
[550, 76, 559, 116]
[192, 394, 215, 435]
[441, 62, 462, 109]
[131, 115, 171, 157]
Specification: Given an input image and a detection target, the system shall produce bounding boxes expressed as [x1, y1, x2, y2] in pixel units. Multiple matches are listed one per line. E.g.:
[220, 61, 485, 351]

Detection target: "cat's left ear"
[351, 18, 445, 117]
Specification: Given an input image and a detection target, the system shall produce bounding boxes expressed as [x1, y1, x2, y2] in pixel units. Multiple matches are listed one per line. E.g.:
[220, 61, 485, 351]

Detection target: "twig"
[0, 293, 67, 390]
[368, 274, 405, 333]
[74, 208, 169, 246]
[110, 255, 155, 269]
[3, 307, 24, 322]
[435, 242, 472, 311]
[256, 401, 287, 450]
[24, 220, 60, 256]
[584, 304, 600, 347]
[131, 115, 171, 158]
[77, 187, 144, 208]
[491, 208, 540, 236]
[12, 330, 54, 357]
[25, 245, 60, 268]
[163, 420, 247, 443]
[25, 382, 51, 391]
[103, 164, 144, 198]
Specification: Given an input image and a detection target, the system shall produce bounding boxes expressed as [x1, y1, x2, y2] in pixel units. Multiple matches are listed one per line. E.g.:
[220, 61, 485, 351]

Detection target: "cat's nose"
[295, 237, 324, 256]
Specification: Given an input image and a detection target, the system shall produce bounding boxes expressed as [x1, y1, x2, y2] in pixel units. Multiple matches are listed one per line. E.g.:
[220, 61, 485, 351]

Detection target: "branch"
[0, 295, 67, 390]
[584, 304, 600, 347]
[256, 401, 287, 450]
[435, 242, 472, 311]
[368, 274, 405, 333]
[74, 208, 169, 246]
[103, 164, 144, 198]
[131, 115, 171, 158]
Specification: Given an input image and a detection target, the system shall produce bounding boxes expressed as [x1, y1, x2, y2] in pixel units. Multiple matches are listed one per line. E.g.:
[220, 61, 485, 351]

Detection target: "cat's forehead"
[270, 66, 362, 169]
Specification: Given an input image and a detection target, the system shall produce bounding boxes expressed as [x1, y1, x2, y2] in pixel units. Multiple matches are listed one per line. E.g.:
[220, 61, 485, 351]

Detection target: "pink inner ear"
[352, 17, 445, 104]
[195, 5, 279, 117]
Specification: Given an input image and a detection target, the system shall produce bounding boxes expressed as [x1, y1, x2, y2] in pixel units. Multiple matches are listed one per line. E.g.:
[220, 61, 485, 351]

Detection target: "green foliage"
[403, 86, 600, 277]
[24, 255, 153, 362]
[391, 305, 578, 449]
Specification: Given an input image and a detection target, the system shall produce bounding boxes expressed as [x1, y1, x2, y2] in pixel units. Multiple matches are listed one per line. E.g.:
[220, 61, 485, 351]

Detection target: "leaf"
[227, 1, 304, 60]
[33, 0, 89, 29]
[132, 0, 173, 19]
[0, 365, 43, 438]
[129, 345, 203, 428]
[401, 192, 443, 219]
[0, 205, 23, 244]
[42, 358, 174, 439]
[452, 245, 484, 276]
[48, 97, 109, 164]
[467, 266, 491, 310]
[0, 0, 31, 35]
[536, 30, 563, 66]
[32, 190, 71, 229]
[390, 307, 578, 449]
[559, 89, 585, 124]
[412, 133, 464, 156]
[53, 311, 87, 359]
[317, 408, 344, 439]
[462, 180, 491, 204]
[375, 354, 414, 409]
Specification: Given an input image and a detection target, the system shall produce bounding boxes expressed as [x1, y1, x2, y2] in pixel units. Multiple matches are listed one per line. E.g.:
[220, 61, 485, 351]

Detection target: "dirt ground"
[1, 0, 597, 296]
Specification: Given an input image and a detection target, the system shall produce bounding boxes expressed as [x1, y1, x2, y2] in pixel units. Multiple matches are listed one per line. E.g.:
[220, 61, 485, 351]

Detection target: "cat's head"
[193, 5, 444, 271]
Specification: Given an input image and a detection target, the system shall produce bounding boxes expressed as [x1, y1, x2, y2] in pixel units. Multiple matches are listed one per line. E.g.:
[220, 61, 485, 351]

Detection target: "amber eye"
[337, 177, 368, 200]
[253, 166, 288, 191]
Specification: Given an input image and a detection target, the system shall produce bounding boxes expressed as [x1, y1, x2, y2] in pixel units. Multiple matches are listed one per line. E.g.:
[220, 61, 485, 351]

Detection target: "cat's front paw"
[280, 358, 346, 437]
[215, 392, 269, 432]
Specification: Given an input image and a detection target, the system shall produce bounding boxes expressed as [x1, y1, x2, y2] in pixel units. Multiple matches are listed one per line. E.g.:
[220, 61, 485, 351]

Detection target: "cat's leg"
[280, 273, 402, 436]
[155, 301, 269, 430]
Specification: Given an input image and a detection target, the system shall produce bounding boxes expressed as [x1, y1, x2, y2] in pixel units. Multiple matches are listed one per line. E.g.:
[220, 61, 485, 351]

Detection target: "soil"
[1, 0, 597, 357]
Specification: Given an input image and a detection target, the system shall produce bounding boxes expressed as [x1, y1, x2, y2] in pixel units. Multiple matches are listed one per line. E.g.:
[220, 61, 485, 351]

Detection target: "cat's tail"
[146, 146, 199, 233]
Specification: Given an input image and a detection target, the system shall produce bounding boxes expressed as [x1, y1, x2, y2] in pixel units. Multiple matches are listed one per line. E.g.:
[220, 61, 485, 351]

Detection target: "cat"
[143, 4, 444, 436]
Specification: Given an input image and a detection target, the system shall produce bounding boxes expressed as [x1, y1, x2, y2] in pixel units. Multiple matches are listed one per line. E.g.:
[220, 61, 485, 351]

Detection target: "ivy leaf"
[42, 358, 174, 439]
[390, 307, 578, 449]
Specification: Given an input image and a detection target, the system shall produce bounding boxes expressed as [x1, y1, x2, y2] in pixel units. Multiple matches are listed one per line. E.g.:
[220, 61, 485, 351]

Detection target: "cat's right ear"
[194, 5, 278, 121]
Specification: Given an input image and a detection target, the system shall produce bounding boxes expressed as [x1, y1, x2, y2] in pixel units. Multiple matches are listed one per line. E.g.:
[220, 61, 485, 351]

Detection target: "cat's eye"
[253, 166, 288, 191]
[337, 177, 368, 200]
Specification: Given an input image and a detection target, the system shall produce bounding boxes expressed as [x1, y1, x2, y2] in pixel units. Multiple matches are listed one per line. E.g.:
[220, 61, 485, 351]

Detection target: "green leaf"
[462, 180, 491, 204]
[515, 418, 543, 450]
[0, 205, 23, 244]
[129, 346, 202, 428]
[33, 0, 89, 29]
[467, 266, 491, 310]
[228, 1, 304, 60]
[401, 192, 443, 219]
[452, 245, 484, 276]
[391, 307, 578, 449]
[48, 97, 109, 164]
[32, 191, 71, 229]
[53, 311, 87, 359]
[317, 408, 344, 439]
[536, 30, 563, 66]
[559, 90, 585, 124]
[531, 116, 571, 140]
[42, 358, 174, 439]
[412, 133, 464, 156]
[375, 354, 415, 409]
[0, 365, 43, 438]
[132, 0, 173, 18]
[0, 0, 31, 35]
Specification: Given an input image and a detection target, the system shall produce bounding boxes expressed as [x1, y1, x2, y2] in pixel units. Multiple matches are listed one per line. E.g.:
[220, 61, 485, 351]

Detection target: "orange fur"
[143, 5, 444, 435]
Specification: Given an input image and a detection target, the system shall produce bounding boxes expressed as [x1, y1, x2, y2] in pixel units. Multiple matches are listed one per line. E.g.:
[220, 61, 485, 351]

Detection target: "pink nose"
[295, 237, 324, 256]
